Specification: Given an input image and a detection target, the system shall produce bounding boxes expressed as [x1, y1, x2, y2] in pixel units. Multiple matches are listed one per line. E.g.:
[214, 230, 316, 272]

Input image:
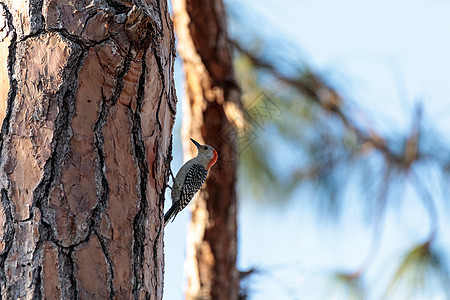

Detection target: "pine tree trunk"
[172, 0, 241, 299]
[0, 1, 176, 299]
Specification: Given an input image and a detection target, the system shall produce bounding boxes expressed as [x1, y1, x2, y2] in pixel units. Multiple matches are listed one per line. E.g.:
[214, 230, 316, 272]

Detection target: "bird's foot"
[169, 168, 175, 182]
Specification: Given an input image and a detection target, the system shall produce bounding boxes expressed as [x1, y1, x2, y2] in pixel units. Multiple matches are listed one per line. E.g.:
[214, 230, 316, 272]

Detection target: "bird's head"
[191, 138, 218, 169]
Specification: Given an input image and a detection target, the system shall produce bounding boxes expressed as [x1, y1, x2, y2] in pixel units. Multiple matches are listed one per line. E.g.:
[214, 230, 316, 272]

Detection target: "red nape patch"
[208, 150, 218, 169]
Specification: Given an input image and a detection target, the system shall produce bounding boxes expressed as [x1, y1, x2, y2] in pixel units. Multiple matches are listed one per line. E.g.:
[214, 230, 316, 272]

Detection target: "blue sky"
[164, 1, 450, 299]
[240, 0, 450, 133]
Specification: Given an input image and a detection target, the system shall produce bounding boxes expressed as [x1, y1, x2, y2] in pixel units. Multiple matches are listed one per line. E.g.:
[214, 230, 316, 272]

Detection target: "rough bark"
[172, 0, 241, 299]
[0, 0, 176, 299]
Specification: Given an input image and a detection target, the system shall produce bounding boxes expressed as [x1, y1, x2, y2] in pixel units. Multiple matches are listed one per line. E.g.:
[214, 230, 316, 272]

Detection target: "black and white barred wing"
[179, 164, 208, 209]
[164, 164, 208, 225]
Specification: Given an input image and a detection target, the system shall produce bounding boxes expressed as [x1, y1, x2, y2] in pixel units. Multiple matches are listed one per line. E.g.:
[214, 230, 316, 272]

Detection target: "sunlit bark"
[0, 1, 176, 298]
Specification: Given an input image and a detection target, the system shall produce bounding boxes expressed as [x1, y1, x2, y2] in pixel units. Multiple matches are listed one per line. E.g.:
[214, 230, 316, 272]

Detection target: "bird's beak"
[190, 138, 201, 148]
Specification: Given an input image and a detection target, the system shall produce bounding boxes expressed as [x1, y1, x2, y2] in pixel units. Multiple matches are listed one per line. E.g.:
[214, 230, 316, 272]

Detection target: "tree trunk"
[0, 1, 176, 299]
[172, 0, 241, 299]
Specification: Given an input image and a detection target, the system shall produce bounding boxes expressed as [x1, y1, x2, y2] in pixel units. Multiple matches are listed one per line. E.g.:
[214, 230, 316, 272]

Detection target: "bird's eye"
[203, 146, 208, 150]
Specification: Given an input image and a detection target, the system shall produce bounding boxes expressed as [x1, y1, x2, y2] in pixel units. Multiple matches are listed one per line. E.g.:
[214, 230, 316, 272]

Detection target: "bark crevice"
[0, 4, 17, 297]
[59, 247, 78, 299]
[0, 190, 15, 298]
[29, 0, 45, 36]
[34, 47, 87, 223]
[26, 43, 88, 289]
[0, 2, 17, 150]
[90, 43, 134, 299]
[152, 137, 164, 296]
[31, 262, 42, 300]
[152, 46, 166, 131]
[104, 0, 132, 13]
[131, 45, 149, 299]
[97, 234, 115, 300]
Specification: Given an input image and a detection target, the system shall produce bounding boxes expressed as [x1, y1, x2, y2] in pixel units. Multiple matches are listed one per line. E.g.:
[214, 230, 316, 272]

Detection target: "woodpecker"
[164, 138, 218, 226]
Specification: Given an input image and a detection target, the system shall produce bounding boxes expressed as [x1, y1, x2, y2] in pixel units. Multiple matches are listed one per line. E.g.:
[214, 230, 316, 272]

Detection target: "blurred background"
[165, 0, 450, 299]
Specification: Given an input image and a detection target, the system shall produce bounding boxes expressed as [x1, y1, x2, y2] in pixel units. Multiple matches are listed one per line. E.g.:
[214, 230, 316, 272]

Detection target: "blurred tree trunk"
[0, 1, 176, 298]
[172, 0, 241, 299]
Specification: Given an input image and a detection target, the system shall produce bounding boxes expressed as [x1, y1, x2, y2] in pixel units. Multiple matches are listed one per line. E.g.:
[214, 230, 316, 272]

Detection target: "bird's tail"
[164, 205, 177, 226]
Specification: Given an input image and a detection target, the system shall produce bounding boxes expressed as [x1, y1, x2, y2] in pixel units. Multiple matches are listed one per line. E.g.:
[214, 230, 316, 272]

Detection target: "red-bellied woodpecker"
[164, 138, 218, 226]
